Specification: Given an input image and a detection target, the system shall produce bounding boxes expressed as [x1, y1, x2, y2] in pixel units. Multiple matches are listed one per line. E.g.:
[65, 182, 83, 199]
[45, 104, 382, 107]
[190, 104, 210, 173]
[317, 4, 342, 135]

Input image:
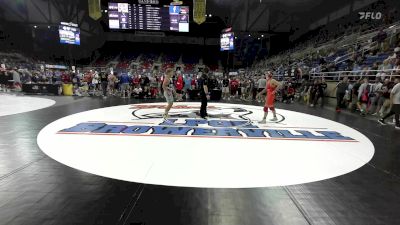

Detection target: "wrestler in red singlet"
[265, 78, 277, 109]
[259, 71, 281, 123]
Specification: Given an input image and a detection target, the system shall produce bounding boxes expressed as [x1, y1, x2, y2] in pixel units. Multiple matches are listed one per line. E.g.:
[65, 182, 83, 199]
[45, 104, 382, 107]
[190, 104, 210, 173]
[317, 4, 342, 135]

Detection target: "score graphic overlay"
[108, 1, 189, 32]
[59, 22, 80, 45]
[220, 32, 234, 51]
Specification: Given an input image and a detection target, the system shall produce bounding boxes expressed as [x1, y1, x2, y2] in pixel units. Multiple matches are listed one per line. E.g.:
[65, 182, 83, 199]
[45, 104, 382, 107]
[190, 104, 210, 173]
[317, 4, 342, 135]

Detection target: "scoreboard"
[108, 1, 189, 32]
[59, 22, 80, 45]
[220, 32, 234, 51]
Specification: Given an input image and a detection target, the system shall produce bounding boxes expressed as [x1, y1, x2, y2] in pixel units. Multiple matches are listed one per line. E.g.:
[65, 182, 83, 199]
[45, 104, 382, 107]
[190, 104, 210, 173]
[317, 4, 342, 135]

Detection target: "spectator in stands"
[294, 66, 303, 81]
[10, 68, 21, 90]
[374, 28, 388, 52]
[309, 78, 324, 107]
[386, 47, 400, 66]
[378, 77, 400, 129]
[250, 77, 257, 101]
[357, 77, 371, 116]
[150, 75, 159, 99]
[352, 63, 362, 75]
[240, 78, 249, 100]
[371, 62, 380, 72]
[368, 78, 383, 114]
[100, 72, 108, 97]
[132, 84, 143, 98]
[394, 59, 400, 73]
[230, 77, 239, 99]
[256, 75, 266, 102]
[143, 75, 152, 98]
[20, 70, 31, 84]
[61, 71, 71, 84]
[222, 76, 230, 100]
[333, 76, 349, 112]
[55, 71, 62, 84]
[320, 78, 327, 106]
[282, 82, 295, 104]
[0, 69, 9, 92]
[377, 59, 392, 80]
[183, 74, 192, 99]
[31, 72, 39, 84]
[191, 75, 197, 90]
[374, 78, 392, 116]
[175, 73, 184, 101]
[198, 68, 210, 119]
[108, 72, 117, 96]
[91, 71, 99, 93]
[237, 78, 242, 99]
[83, 71, 93, 84]
[119, 72, 131, 98]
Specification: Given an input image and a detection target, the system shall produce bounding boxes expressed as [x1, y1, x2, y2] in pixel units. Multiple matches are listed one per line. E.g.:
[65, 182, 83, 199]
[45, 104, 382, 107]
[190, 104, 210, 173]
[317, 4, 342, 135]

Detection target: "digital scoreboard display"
[108, 2, 189, 32]
[59, 22, 80, 45]
[108, 3, 132, 29]
[220, 32, 234, 51]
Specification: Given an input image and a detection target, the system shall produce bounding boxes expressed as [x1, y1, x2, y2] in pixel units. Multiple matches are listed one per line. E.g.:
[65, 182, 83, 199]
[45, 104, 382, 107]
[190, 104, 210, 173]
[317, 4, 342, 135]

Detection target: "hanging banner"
[88, 0, 102, 20]
[193, 0, 206, 25]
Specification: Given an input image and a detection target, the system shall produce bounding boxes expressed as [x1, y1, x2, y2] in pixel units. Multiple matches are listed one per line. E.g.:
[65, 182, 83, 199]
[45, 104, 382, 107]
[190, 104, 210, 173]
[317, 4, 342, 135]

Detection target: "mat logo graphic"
[57, 105, 355, 141]
[58, 119, 354, 141]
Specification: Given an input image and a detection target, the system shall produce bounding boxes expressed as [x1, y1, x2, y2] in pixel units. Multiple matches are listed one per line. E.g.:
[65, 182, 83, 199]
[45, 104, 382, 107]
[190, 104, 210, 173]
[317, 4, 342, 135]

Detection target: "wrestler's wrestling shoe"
[259, 119, 266, 124]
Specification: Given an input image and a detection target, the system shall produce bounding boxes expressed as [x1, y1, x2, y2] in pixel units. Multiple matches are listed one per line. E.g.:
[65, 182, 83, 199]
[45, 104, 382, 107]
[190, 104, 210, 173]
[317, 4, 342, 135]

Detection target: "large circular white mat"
[37, 102, 374, 188]
[0, 94, 55, 117]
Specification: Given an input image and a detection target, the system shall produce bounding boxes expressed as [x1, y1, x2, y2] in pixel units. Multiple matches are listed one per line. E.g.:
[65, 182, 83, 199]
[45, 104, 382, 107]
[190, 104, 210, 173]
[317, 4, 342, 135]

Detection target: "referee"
[199, 67, 210, 119]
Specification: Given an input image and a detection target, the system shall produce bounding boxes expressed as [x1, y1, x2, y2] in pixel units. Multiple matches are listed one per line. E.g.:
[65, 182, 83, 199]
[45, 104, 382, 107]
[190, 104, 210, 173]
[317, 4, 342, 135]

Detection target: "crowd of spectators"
[1, 18, 400, 129]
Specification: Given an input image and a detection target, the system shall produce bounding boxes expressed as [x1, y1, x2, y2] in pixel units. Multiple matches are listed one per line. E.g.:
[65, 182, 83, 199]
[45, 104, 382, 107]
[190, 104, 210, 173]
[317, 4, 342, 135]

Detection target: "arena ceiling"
[0, 0, 384, 49]
[0, 0, 102, 38]
[208, 0, 356, 33]
[0, 0, 362, 33]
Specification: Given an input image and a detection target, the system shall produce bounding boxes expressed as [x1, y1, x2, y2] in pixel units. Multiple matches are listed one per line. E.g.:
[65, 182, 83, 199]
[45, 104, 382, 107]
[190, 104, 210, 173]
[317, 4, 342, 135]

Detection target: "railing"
[260, 21, 400, 68]
[310, 69, 400, 81]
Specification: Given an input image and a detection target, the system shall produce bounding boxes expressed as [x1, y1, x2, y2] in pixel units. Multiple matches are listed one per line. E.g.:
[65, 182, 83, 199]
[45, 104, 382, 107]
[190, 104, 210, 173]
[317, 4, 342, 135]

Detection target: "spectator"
[100, 72, 108, 97]
[333, 76, 349, 112]
[183, 74, 192, 99]
[191, 75, 197, 90]
[119, 72, 131, 98]
[368, 78, 383, 114]
[222, 76, 230, 100]
[10, 68, 21, 90]
[92, 72, 99, 93]
[0, 69, 9, 92]
[374, 78, 392, 116]
[132, 84, 143, 97]
[309, 78, 324, 107]
[150, 76, 159, 99]
[256, 75, 266, 102]
[230, 77, 239, 99]
[377, 59, 392, 80]
[386, 47, 400, 66]
[357, 77, 371, 116]
[175, 74, 184, 101]
[378, 77, 400, 129]
[108, 72, 117, 96]
[282, 82, 295, 103]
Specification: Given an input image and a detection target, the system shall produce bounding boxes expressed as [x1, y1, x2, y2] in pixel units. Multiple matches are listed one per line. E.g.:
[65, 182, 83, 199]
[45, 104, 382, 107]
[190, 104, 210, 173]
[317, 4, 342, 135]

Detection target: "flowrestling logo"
[359, 12, 382, 20]
[57, 104, 356, 142]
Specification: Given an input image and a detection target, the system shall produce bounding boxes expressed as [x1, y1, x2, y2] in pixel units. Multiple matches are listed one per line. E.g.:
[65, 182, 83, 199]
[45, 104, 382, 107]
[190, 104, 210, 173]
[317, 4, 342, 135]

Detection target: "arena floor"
[0, 94, 399, 225]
